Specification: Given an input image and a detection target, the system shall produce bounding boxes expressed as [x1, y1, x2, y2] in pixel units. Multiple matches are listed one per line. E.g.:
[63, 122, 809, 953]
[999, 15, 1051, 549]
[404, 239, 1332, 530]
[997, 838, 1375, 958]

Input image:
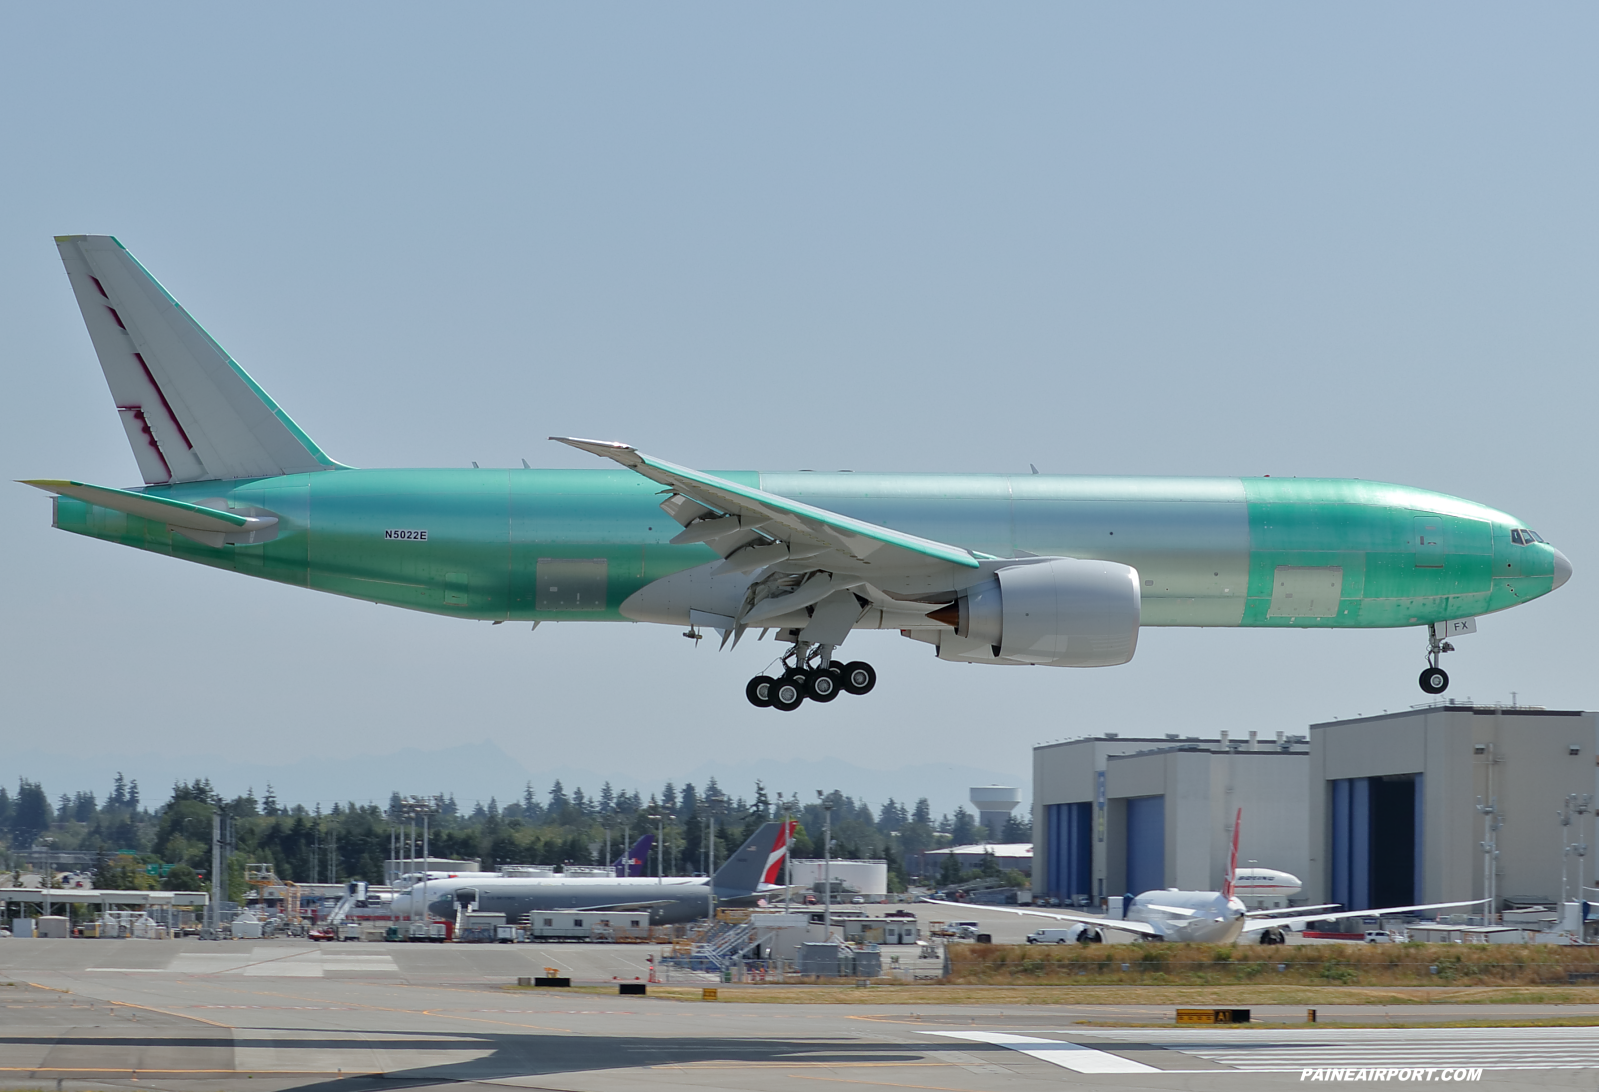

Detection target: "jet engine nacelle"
[942, 557, 1140, 666]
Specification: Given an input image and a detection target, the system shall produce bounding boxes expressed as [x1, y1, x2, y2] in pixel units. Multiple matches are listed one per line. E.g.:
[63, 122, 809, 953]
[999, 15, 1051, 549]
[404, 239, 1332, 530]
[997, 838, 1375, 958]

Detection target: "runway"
[5, 938, 1599, 1091]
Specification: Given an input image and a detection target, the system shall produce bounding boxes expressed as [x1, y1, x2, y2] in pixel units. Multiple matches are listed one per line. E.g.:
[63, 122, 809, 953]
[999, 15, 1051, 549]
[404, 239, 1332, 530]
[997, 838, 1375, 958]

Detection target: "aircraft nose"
[1553, 548, 1573, 590]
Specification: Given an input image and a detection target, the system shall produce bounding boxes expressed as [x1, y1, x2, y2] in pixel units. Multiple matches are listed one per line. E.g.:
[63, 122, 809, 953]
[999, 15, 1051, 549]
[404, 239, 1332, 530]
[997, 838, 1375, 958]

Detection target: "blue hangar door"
[1125, 795, 1165, 896]
[1331, 774, 1423, 910]
[1046, 803, 1092, 905]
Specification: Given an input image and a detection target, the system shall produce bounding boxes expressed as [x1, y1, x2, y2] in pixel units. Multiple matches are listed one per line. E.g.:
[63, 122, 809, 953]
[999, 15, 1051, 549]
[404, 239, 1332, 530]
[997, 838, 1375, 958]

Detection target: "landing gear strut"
[1419, 628, 1454, 695]
[744, 642, 876, 710]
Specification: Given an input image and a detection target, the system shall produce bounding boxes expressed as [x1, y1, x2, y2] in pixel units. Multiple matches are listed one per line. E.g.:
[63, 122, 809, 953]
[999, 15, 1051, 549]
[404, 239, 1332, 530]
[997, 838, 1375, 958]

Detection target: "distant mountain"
[0, 742, 1027, 819]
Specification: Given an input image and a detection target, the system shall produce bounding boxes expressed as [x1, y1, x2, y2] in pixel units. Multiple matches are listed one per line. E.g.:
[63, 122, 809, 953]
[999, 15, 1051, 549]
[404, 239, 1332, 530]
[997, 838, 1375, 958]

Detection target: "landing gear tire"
[771, 678, 806, 712]
[1258, 927, 1285, 945]
[840, 661, 877, 695]
[1419, 666, 1449, 695]
[745, 676, 774, 708]
[806, 671, 840, 703]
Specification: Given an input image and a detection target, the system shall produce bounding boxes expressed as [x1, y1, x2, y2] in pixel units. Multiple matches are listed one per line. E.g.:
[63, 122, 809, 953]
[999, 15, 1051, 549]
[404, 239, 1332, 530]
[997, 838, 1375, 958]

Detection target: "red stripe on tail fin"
[761, 820, 797, 885]
[1222, 807, 1242, 900]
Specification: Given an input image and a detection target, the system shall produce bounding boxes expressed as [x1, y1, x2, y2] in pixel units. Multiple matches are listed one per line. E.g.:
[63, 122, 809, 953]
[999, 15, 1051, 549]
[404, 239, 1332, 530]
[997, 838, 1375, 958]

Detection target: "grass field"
[943, 942, 1599, 988]
[530, 982, 1599, 1007]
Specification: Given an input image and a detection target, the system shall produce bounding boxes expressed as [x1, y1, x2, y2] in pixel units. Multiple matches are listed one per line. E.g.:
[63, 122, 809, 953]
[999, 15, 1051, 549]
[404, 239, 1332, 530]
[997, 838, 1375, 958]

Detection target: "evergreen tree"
[12, 781, 53, 846]
[752, 781, 771, 819]
[263, 785, 281, 817]
[548, 781, 569, 814]
[110, 773, 128, 809]
[599, 782, 615, 815]
[912, 798, 931, 826]
[127, 780, 140, 810]
[937, 851, 963, 886]
[950, 806, 977, 846]
[1000, 813, 1032, 842]
[662, 782, 677, 812]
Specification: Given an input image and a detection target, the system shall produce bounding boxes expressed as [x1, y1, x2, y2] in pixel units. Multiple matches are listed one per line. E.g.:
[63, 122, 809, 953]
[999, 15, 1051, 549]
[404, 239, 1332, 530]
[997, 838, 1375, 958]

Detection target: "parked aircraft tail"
[53, 235, 342, 484]
[1222, 807, 1242, 900]
[614, 834, 654, 877]
[711, 821, 792, 895]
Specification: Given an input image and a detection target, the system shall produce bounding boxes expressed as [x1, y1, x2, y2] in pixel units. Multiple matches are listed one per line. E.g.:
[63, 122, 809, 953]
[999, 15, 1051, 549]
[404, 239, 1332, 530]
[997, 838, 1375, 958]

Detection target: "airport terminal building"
[1033, 732, 1310, 906]
[1308, 703, 1599, 910]
[1034, 703, 1599, 913]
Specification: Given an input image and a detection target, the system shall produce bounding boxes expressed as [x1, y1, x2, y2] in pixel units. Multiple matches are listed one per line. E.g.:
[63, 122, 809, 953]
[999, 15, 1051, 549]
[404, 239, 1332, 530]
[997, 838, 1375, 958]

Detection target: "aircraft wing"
[566, 899, 681, 912]
[552, 438, 983, 580]
[920, 899, 1168, 939]
[1244, 903, 1343, 919]
[1239, 898, 1489, 934]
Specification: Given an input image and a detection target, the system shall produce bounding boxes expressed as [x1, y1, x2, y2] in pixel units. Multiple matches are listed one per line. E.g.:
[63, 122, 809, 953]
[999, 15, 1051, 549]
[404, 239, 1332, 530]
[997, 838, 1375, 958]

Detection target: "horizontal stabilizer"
[54, 235, 341, 484]
[21, 479, 278, 548]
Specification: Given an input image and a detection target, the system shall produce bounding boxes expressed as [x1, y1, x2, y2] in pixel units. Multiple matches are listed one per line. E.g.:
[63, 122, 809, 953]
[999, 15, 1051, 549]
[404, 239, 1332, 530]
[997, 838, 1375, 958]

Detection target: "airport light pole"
[780, 795, 794, 913]
[647, 812, 673, 884]
[1560, 794, 1592, 904]
[817, 791, 835, 934]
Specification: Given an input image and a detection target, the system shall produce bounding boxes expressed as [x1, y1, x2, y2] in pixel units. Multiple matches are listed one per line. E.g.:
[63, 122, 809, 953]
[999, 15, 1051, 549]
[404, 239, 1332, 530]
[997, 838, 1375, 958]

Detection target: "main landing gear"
[1419, 628, 1454, 695]
[745, 643, 876, 711]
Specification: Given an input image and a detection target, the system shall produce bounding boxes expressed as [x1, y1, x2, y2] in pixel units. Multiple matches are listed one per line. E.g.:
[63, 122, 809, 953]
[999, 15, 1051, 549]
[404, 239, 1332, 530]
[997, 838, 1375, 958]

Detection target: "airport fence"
[945, 943, 1599, 988]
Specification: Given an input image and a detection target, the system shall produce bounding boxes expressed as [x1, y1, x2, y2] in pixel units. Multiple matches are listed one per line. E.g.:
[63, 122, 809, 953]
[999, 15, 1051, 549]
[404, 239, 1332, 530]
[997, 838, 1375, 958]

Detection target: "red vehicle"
[308, 925, 336, 942]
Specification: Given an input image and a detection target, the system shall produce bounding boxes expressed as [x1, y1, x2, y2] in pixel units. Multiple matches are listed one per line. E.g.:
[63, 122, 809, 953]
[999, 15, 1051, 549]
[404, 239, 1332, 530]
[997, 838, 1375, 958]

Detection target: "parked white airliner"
[933, 810, 1484, 945]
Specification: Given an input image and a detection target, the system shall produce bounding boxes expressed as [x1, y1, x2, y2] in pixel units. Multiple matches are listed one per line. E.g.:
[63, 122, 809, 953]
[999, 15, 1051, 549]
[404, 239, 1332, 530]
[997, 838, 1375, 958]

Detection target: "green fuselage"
[49, 469, 1560, 629]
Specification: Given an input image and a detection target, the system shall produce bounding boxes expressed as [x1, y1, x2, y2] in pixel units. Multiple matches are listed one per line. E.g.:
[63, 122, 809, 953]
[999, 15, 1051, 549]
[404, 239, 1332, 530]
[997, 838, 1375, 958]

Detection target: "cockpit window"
[1510, 529, 1545, 546]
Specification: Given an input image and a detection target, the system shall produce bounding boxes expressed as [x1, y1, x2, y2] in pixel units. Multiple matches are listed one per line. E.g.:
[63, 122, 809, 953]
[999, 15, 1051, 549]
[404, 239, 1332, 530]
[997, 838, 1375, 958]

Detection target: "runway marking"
[1064, 1026, 1599, 1072]
[923, 1030, 1159, 1074]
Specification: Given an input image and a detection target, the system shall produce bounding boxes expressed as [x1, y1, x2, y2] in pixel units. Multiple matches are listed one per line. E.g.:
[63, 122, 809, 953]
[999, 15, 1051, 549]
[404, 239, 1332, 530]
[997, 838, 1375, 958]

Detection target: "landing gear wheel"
[1419, 666, 1449, 695]
[840, 661, 876, 695]
[771, 677, 805, 712]
[745, 676, 774, 708]
[806, 671, 840, 703]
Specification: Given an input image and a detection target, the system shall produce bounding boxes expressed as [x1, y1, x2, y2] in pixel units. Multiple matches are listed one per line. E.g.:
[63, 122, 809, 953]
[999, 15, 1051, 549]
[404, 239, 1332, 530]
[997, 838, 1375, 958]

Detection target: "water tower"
[969, 786, 1022, 841]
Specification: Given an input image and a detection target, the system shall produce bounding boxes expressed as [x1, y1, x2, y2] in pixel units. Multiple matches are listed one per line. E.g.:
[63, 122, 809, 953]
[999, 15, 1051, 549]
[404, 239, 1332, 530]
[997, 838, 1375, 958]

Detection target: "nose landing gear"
[1419, 628, 1455, 695]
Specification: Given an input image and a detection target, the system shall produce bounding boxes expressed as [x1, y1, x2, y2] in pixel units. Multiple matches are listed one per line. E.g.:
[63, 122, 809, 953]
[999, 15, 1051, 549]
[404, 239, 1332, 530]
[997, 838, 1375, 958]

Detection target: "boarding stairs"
[663, 919, 755, 973]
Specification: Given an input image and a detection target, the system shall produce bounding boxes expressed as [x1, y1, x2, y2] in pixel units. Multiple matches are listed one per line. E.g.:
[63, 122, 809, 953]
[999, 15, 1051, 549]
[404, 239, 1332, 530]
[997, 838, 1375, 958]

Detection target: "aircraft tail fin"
[1222, 807, 1242, 900]
[54, 235, 343, 484]
[614, 834, 654, 877]
[711, 821, 788, 895]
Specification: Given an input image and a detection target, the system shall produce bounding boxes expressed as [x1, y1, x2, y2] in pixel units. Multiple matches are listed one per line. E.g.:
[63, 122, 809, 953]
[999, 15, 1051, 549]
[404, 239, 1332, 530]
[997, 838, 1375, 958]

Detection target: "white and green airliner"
[24, 236, 1572, 709]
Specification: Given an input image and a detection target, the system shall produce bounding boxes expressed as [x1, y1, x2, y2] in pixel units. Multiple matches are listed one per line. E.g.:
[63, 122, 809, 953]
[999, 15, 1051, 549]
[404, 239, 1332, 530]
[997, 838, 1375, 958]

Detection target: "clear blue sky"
[1, 4, 1593, 814]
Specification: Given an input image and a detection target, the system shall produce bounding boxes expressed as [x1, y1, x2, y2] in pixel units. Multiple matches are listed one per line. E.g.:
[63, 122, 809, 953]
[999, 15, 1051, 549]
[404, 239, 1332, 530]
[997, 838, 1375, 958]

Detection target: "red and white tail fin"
[761, 820, 798, 885]
[1222, 807, 1242, 900]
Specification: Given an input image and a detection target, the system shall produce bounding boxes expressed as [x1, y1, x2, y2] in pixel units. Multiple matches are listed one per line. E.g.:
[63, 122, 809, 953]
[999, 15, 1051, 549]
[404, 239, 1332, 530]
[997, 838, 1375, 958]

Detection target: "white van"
[1027, 928, 1081, 944]
[1364, 929, 1397, 944]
